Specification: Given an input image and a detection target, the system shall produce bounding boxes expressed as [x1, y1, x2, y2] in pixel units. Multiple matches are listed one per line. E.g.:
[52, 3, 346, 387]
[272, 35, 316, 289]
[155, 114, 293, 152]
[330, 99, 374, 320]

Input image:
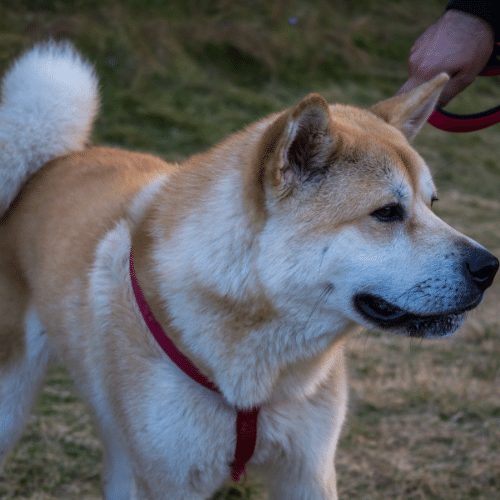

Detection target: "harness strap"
[129, 252, 259, 482]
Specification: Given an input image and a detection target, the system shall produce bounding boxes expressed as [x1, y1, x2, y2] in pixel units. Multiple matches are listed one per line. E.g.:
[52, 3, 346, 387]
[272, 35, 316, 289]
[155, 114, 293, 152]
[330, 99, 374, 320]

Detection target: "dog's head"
[254, 74, 498, 338]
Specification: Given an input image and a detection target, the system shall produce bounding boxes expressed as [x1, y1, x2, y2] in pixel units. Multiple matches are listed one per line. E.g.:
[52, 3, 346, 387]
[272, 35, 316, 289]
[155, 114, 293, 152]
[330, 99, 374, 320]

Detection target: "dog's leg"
[260, 360, 348, 500]
[0, 303, 49, 467]
[260, 425, 339, 500]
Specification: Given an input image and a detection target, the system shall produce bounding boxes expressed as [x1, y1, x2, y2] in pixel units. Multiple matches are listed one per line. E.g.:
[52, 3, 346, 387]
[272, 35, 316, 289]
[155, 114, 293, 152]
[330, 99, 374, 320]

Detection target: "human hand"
[399, 9, 495, 106]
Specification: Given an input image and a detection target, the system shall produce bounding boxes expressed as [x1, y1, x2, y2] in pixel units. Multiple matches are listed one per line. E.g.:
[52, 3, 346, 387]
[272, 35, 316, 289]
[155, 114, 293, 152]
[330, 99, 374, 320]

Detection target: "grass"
[0, 0, 499, 498]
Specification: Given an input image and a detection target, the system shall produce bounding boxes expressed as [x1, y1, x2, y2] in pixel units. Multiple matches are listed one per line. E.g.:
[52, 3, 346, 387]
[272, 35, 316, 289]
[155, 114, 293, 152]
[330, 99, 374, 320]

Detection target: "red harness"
[129, 252, 259, 482]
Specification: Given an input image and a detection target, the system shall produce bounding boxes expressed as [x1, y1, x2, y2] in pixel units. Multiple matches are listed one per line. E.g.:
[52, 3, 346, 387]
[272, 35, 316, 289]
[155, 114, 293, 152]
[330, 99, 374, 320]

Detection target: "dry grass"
[0, 1, 499, 498]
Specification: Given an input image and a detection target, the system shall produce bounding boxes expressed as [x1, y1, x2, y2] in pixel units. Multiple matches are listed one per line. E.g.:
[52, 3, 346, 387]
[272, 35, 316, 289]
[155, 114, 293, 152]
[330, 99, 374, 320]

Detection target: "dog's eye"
[371, 203, 404, 222]
[431, 196, 439, 207]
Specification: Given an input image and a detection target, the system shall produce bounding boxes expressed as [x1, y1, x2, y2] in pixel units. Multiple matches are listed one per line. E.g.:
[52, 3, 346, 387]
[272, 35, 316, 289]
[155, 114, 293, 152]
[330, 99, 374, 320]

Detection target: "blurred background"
[0, 1, 498, 498]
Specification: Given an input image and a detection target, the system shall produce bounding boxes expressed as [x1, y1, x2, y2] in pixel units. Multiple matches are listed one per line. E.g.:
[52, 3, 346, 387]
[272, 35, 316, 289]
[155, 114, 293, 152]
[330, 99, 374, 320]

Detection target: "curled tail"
[0, 41, 99, 216]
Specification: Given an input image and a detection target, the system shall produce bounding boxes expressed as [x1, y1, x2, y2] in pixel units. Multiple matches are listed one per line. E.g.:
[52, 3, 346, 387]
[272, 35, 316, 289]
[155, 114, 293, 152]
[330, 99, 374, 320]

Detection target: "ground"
[0, 1, 499, 498]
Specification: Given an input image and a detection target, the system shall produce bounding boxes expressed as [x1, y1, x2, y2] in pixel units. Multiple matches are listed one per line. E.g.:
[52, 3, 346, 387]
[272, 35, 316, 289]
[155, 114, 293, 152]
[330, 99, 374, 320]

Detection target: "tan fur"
[0, 148, 173, 363]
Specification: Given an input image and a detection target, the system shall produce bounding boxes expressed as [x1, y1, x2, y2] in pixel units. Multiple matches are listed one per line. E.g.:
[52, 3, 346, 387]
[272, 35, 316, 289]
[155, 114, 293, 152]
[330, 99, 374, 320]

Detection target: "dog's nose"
[466, 250, 499, 291]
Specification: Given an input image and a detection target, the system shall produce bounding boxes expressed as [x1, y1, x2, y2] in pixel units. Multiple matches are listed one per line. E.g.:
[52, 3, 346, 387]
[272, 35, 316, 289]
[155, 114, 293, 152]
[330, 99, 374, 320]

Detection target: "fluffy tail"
[0, 41, 99, 216]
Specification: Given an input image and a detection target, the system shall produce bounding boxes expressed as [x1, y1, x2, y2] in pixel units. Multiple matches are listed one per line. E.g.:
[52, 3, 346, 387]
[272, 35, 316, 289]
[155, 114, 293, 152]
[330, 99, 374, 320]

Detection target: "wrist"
[445, 2, 498, 38]
[443, 9, 495, 30]
[442, 9, 495, 43]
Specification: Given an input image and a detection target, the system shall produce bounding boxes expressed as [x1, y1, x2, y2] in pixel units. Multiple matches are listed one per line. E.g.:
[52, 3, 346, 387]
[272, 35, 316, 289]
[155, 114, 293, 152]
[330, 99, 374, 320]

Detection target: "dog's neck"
[131, 126, 356, 408]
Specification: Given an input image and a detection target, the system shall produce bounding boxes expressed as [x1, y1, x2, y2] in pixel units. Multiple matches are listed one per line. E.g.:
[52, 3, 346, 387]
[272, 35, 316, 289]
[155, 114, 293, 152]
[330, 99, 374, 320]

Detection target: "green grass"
[0, 0, 499, 498]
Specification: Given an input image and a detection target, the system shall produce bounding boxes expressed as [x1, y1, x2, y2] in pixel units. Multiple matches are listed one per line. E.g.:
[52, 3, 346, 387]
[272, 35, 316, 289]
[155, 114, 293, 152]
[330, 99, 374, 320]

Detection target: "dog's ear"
[260, 93, 334, 196]
[281, 93, 334, 189]
[371, 73, 449, 141]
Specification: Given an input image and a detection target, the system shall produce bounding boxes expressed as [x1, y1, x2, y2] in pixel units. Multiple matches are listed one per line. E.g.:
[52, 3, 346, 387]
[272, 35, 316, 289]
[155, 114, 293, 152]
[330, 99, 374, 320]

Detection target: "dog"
[0, 42, 497, 499]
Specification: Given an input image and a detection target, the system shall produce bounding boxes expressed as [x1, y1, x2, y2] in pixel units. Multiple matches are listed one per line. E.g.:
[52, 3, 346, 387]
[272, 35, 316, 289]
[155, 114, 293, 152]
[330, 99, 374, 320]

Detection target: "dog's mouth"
[354, 293, 482, 338]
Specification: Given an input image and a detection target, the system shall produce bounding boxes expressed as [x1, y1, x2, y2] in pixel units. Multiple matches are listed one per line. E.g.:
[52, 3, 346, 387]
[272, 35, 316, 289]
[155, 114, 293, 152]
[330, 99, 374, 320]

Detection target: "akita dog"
[0, 43, 497, 499]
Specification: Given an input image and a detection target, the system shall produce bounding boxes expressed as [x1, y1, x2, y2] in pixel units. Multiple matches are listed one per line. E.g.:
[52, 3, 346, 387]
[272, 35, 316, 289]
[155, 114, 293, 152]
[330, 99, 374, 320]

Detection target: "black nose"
[466, 249, 499, 291]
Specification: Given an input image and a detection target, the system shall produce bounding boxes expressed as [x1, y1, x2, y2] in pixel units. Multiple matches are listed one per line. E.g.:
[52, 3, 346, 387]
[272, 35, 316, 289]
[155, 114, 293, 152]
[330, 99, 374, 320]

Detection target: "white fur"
[84, 221, 135, 499]
[85, 214, 348, 498]
[152, 168, 356, 408]
[0, 305, 49, 466]
[0, 41, 99, 215]
[88, 219, 234, 497]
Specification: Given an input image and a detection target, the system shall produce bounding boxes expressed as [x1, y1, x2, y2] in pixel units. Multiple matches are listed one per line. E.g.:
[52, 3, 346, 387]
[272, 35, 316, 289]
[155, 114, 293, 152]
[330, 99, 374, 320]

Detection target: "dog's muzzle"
[354, 247, 498, 337]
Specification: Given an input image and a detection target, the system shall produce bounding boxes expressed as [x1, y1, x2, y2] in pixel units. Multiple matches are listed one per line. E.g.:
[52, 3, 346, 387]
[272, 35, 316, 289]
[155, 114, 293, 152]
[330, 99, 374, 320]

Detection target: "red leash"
[428, 42, 500, 132]
[129, 252, 259, 482]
